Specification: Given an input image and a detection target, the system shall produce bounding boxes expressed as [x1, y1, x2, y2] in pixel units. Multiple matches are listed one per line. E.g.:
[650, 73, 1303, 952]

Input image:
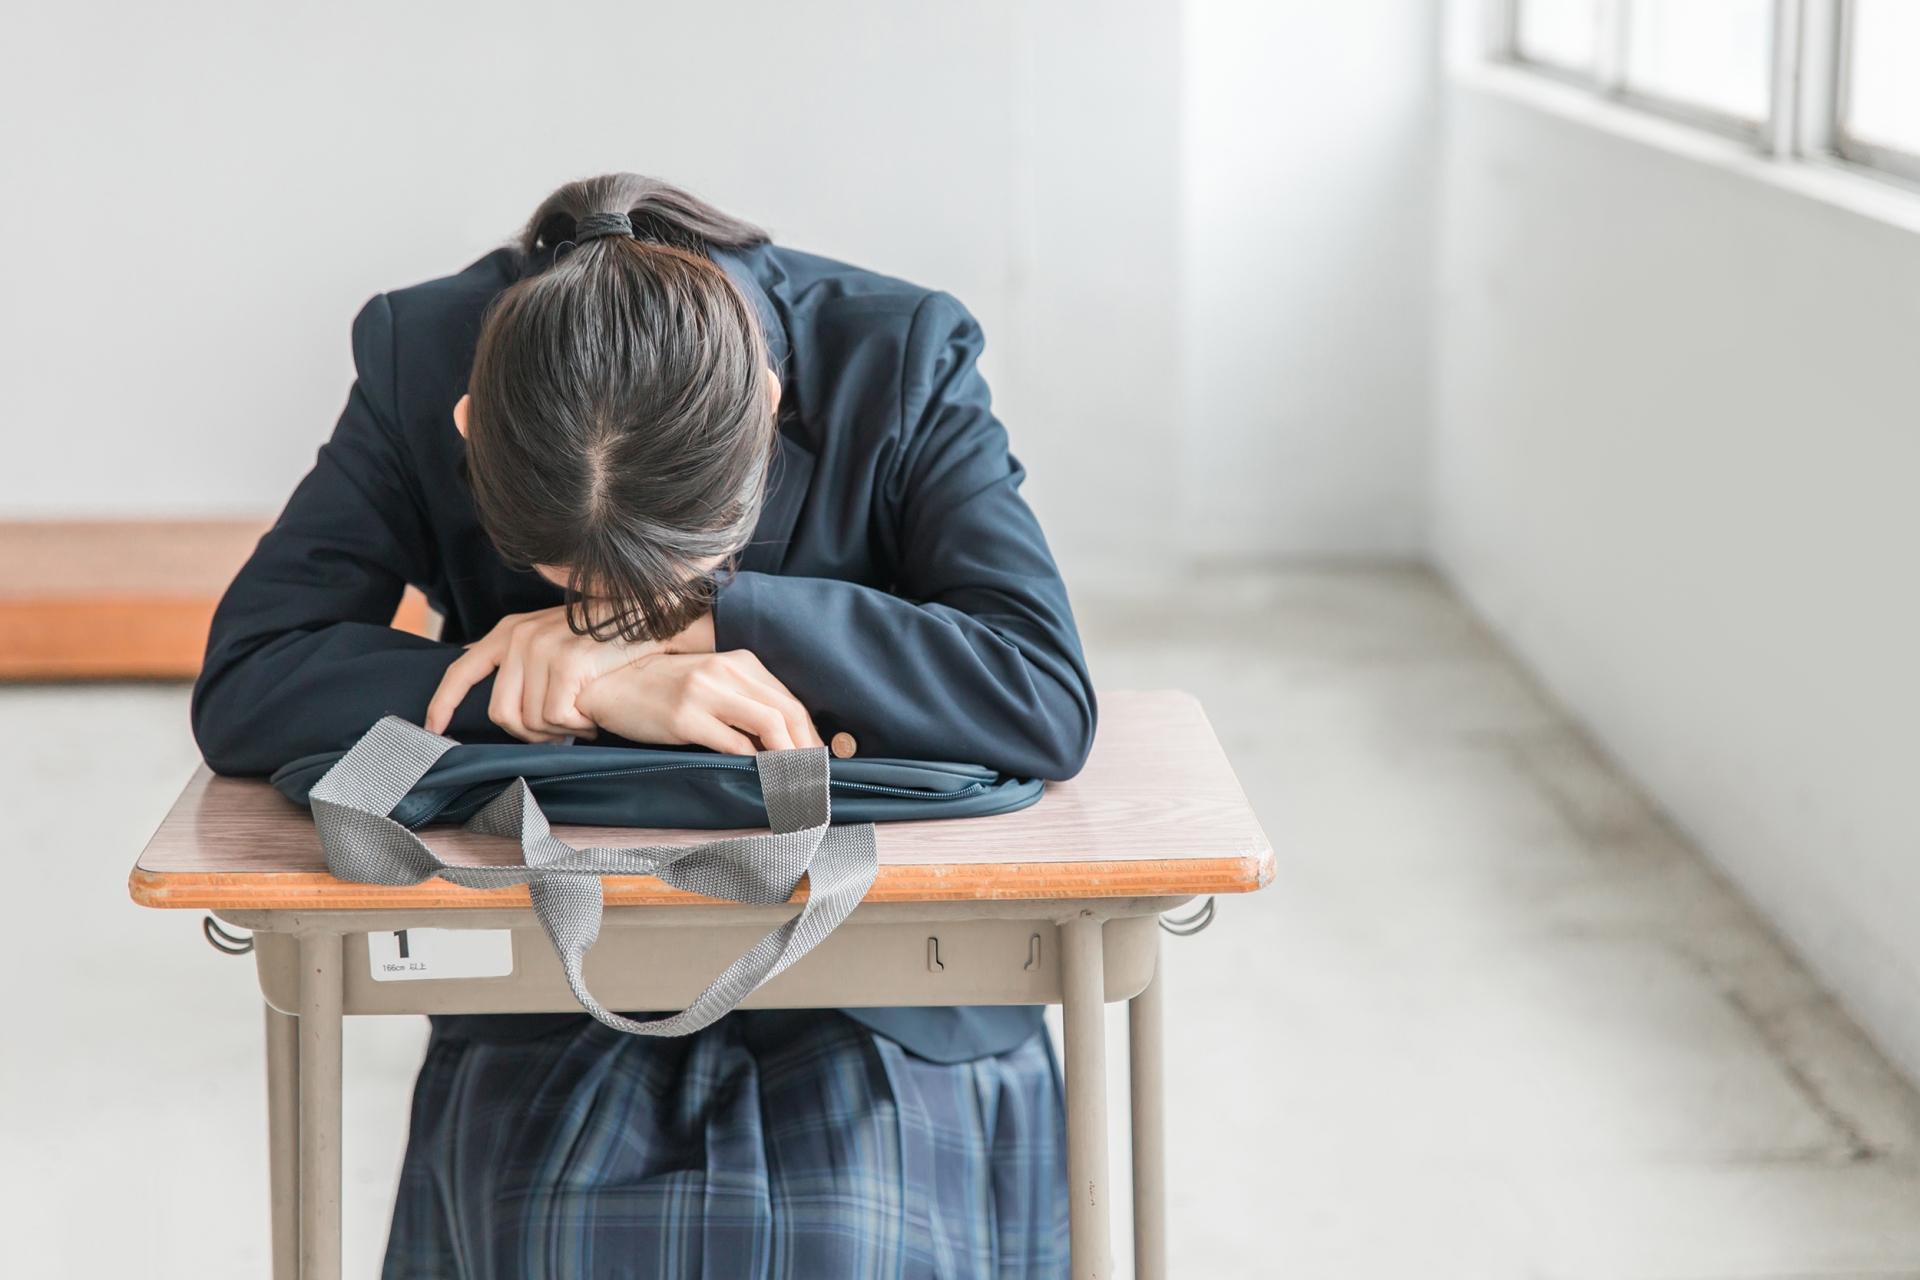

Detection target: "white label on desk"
[367, 929, 513, 981]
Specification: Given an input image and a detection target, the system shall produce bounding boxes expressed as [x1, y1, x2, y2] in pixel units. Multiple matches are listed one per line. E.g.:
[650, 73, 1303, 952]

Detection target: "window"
[1507, 0, 1773, 136]
[1838, 0, 1920, 180]
[1500, 0, 1920, 187]
[1515, 0, 1601, 76]
[1621, 0, 1773, 124]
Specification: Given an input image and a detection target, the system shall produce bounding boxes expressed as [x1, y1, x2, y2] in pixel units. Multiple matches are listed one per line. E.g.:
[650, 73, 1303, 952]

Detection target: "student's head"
[458, 174, 775, 642]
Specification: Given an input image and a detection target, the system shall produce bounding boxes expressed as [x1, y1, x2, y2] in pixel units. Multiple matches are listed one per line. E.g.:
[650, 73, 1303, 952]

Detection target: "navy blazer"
[192, 243, 1097, 1063]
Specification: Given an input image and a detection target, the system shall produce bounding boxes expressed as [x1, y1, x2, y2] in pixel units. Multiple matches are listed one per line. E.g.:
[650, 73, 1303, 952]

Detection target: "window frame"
[1498, 0, 1774, 148]
[1493, 0, 1920, 186]
[1826, 0, 1920, 185]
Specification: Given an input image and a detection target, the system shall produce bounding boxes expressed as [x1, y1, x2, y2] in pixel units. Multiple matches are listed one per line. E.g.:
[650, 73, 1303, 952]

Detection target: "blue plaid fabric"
[382, 1010, 1069, 1279]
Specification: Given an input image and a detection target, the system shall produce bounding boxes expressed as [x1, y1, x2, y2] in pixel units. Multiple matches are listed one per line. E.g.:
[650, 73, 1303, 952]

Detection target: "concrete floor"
[4, 566, 1919, 1277]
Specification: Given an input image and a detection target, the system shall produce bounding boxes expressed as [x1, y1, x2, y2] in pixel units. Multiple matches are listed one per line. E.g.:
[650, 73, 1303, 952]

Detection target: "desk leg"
[1129, 941, 1166, 1280]
[1061, 911, 1112, 1280]
[298, 932, 344, 1280]
[265, 1002, 300, 1280]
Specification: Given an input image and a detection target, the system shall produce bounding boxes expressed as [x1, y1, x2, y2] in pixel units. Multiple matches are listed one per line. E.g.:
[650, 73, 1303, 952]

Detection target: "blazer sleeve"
[190, 296, 504, 775]
[713, 294, 1097, 780]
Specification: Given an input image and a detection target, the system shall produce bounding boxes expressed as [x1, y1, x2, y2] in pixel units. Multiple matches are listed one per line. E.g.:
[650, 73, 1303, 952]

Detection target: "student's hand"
[574, 650, 823, 755]
[425, 607, 658, 744]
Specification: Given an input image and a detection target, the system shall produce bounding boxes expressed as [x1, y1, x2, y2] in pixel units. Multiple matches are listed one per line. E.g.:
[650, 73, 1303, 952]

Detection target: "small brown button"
[830, 732, 857, 759]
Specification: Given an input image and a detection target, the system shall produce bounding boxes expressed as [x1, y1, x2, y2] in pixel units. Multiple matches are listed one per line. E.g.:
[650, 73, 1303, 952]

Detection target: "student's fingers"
[518, 625, 561, 739]
[753, 683, 820, 751]
[524, 674, 555, 737]
[663, 661, 792, 752]
[680, 658, 799, 752]
[708, 688, 800, 753]
[571, 652, 806, 754]
[538, 635, 604, 736]
[779, 694, 824, 750]
[488, 627, 532, 741]
[669, 705, 760, 756]
[500, 619, 587, 742]
[426, 634, 506, 734]
[538, 674, 596, 736]
[716, 655, 822, 749]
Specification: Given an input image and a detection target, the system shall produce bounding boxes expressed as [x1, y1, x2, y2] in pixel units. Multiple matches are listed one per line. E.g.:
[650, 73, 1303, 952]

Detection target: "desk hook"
[203, 916, 254, 956]
[1159, 897, 1215, 937]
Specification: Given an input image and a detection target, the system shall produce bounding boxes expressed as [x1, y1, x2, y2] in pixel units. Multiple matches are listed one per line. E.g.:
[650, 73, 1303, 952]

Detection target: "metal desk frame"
[221, 895, 1185, 1280]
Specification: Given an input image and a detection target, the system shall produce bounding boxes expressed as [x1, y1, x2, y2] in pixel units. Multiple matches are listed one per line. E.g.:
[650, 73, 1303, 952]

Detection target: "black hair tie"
[575, 211, 635, 244]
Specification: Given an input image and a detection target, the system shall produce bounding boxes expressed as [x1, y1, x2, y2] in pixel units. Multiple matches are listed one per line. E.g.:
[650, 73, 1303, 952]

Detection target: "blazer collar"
[714, 248, 810, 574]
[713, 248, 791, 386]
[738, 429, 813, 574]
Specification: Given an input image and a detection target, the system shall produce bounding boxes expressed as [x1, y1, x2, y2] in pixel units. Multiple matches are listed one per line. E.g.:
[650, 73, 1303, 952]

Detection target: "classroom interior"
[4, 2, 1919, 1276]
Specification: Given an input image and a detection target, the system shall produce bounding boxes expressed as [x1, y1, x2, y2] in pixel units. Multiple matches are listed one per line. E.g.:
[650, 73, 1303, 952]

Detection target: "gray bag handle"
[308, 716, 879, 1036]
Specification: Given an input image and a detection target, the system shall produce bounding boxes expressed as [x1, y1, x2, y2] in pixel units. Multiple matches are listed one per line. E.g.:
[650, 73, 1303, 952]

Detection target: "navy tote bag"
[272, 739, 1044, 830]
[270, 721, 1045, 1035]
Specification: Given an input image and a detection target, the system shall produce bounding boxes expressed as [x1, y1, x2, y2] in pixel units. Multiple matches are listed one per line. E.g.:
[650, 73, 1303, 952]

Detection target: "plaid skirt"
[382, 1009, 1069, 1280]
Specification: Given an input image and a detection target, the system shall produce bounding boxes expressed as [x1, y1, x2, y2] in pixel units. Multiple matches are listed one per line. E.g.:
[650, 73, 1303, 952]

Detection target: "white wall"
[0, 1, 1005, 510]
[0, 0, 1440, 574]
[1008, 0, 1185, 582]
[0, 0, 1186, 575]
[1180, 0, 1438, 559]
[1434, 76, 1920, 1080]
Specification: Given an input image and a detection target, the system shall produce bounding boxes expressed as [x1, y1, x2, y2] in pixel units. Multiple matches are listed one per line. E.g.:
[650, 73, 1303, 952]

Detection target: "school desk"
[130, 689, 1273, 1280]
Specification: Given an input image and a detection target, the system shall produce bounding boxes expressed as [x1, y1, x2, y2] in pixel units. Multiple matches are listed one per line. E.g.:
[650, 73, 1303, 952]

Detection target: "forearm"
[193, 622, 506, 774]
[190, 344, 490, 773]
[714, 572, 1094, 779]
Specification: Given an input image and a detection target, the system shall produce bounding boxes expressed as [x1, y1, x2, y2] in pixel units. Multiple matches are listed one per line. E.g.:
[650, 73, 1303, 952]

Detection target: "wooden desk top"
[130, 690, 1273, 911]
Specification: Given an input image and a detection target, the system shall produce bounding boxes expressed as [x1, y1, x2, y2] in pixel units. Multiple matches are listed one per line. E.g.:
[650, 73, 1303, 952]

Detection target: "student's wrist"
[664, 611, 715, 654]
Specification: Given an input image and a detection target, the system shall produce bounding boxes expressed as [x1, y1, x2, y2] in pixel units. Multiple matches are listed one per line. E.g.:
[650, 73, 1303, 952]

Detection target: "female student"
[193, 174, 1097, 1279]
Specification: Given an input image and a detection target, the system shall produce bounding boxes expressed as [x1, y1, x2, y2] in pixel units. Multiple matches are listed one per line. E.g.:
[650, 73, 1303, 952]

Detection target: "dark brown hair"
[466, 175, 774, 642]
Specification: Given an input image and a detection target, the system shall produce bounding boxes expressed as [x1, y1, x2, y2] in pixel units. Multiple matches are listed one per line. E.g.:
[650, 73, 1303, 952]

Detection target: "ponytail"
[520, 173, 769, 259]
